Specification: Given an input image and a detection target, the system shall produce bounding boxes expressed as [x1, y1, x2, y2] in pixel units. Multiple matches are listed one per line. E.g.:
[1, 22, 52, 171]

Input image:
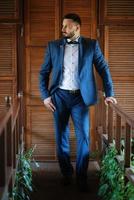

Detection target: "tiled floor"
[31, 161, 101, 200]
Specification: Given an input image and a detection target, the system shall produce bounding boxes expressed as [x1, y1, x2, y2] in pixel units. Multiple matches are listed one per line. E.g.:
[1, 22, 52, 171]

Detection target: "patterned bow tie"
[66, 40, 79, 44]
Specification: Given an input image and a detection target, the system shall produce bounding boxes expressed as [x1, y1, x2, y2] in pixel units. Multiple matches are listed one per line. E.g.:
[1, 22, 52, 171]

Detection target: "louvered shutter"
[105, 0, 134, 18]
[0, 0, 19, 20]
[100, 0, 134, 24]
[0, 24, 17, 112]
[25, 0, 57, 160]
[104, 26, 134, 118]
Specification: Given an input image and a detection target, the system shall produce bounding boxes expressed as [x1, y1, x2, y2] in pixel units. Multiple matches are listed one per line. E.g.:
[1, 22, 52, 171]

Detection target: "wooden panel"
[30, 72, 40, 97]
[104, 26, 134, 119]
[30, 47, 45, 72]
[0, 24, 17, 111]
[0, 24, 17, 75]
[105, 26, 134, 76]
[99, 0, 134, 24]
[113, 79, 134, 118]
[25, 47, 45, 105]
[25, 0, 56, 46]
[62, 0, 96, 37]
[26, 106, 56, 160]
[106, 0, 134, 17]
[0, 0, 19, 20]
[25, 0, 57, 160]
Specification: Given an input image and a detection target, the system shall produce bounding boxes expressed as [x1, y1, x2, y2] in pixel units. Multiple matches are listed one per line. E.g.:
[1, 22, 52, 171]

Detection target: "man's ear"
[76, 25, 79, 31]
[77, 24, 80, 31]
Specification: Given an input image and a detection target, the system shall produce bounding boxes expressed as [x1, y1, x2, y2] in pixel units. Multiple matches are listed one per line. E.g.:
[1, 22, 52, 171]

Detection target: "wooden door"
[0, 0, 21, 112]
[99, 0, 134, 118]
[24, 0, 97, 160]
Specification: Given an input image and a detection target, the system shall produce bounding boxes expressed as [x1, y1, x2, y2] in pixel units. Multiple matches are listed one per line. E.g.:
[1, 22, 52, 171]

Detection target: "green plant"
[125, 182, 134, 200]
[98, 145, 125, 200]
[98, 145, 134, 200]
[12, 146, 36, 200]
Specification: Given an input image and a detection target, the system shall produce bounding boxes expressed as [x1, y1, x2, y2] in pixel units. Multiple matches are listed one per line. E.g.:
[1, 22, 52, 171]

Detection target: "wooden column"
[115, 114, 121, 154]
[124, 123, 131, 168]
[0, 130, 6, 186]
[108, 105, 113, 143]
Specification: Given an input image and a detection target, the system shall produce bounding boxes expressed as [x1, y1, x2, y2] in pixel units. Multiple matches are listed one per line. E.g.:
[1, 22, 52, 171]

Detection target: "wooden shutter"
[113, 79, 134, 118]
[104, 26, 134, 118]
[0, 25, 16, 75]
[0, 24, 17, 112]
[0, 0, 19, 20]
[25, 0, 56, 47]
[105, 0, 134, 17]
[25, 0, 57, 160]
[27, 107, 56, 160]
[99, 0, 134, 24]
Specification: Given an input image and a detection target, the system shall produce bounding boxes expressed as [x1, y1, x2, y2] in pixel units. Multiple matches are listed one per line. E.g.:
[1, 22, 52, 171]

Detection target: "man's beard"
[62, 31, 75, 39]
[64, 35, 70, 39]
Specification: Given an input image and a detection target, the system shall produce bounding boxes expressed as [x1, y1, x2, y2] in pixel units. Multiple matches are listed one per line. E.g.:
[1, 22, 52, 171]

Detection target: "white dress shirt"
[59, 38, 80, 90]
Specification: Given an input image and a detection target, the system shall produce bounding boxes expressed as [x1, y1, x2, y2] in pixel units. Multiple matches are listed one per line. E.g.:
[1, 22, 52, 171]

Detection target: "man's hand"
[43, 97, 56, 112]
[104, 96, 117, 106]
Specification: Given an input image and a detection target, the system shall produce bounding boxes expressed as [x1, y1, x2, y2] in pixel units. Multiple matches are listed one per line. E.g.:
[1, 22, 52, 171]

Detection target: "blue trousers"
[52, 89, 90, 181]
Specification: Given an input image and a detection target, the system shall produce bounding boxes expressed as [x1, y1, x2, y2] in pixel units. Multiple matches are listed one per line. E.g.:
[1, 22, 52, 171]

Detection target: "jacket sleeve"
[39, 42, 52, 100]
[93, 40, 114, 97]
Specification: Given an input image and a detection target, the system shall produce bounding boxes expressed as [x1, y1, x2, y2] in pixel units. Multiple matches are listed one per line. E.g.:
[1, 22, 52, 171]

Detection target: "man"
[39, 13, 117, 192]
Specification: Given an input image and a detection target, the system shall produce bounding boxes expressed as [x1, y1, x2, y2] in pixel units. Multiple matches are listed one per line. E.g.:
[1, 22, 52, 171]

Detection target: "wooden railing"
[96, 91, 134, 185]
[0, 94, 23, 200]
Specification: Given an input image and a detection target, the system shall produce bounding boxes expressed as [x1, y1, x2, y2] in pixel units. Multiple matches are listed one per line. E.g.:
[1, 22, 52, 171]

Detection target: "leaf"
[10, 147, 36, 200]
[98, 183, 109, 196]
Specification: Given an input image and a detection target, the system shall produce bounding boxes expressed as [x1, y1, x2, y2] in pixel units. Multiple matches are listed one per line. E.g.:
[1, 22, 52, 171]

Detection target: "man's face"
[62, 19, 80, 39]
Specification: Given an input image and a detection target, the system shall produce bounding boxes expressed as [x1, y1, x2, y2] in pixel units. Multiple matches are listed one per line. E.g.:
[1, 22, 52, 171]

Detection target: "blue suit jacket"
[39, 36, 114, 106]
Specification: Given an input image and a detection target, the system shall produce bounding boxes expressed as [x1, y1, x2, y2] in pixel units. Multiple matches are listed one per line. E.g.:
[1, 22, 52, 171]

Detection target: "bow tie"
[66, 40, 79, 45]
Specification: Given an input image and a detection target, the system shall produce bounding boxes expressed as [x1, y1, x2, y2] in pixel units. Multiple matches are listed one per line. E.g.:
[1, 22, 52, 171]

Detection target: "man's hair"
[63, 13, 81, 26]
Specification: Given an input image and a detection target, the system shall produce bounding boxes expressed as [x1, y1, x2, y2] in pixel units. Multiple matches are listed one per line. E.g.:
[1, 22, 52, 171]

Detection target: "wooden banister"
[109, 103, 134, 128]
[0, 95, 23, 200]
[124, 123, 131, 168]
[97, 90, 134, 185]
[0, 107, 12, 137]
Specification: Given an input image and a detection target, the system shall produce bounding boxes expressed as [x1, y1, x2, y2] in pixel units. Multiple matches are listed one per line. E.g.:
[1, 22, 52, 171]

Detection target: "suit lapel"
[59, 39, 66, 68]
[78, 36, 84, 74]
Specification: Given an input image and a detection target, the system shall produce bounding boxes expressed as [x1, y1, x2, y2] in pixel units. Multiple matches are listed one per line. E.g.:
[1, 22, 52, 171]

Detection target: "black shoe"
[61, 176, 73, 186]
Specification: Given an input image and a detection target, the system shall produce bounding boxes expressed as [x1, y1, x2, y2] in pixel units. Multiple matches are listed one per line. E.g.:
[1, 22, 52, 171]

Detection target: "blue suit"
[40, 36, 114, 105]
[39, 36, 114, 182]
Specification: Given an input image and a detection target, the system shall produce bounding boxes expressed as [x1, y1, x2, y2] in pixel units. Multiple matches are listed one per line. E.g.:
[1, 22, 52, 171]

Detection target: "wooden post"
[7, 116, 13, 167]
[103, 100, 107, 134]
[124, 123, 131, 168]
[0, 130, 6, 186]
[115, 114, 121, 154]
[108, 104, 113, 143]
[13, 128, 17, 168]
